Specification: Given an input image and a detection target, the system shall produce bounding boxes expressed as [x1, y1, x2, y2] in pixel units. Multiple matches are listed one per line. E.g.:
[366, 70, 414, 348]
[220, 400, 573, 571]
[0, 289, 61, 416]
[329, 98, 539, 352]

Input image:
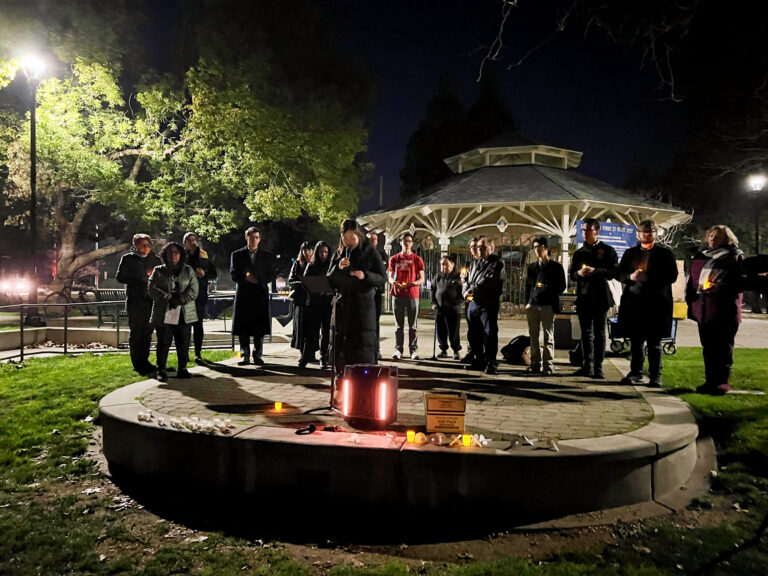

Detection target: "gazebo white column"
[561, 205, 571, 285]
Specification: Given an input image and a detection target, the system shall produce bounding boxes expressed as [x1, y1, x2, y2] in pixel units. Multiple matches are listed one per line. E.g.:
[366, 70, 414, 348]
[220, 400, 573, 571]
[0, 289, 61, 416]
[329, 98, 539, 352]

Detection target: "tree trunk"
[52, 197, 129, 290]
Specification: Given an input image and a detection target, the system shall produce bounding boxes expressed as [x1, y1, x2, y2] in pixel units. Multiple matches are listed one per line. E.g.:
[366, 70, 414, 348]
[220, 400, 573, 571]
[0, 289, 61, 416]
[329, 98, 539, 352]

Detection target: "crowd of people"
[115, 217, 749, 395]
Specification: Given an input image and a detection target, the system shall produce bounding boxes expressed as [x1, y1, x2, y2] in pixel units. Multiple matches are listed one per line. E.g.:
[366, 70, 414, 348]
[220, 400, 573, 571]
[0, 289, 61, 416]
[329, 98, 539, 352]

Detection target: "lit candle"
[462, 434, 471, 447]
[536, 282, 544, 288]
[703, 278, 712, 291]
[274, 401, 283, 412]
[461, 267, 467, 276]
[581, 263, 587, 270]
[406, 430, 415, 443]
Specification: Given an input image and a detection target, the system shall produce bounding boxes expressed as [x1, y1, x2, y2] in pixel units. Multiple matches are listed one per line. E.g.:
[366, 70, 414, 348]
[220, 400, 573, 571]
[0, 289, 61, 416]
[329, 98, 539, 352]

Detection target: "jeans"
[238, 335, 264, 360]
[526, 304, 555, 370]
[577, 306, 608, 372]
[393, 296, 419, 353]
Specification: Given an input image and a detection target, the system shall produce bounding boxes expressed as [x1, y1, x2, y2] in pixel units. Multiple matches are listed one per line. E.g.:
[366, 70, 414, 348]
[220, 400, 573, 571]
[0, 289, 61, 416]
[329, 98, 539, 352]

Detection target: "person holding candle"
[459, 237, 481, 364]
[464, 236, 505, 375]
[569, 218, 619, 379]
[524, 237, 566, 375]
[431, 255, 464, 359]
[616, 220, 678, 387]
[328, 219, 387, 376]
[686, 225, 746, 395]
[387, 232, 425, 360]
[230, 226, 277, 366]
[183, 232, 217, 364]
[116, 234, 162, 376]
[148, 242, 199, 382]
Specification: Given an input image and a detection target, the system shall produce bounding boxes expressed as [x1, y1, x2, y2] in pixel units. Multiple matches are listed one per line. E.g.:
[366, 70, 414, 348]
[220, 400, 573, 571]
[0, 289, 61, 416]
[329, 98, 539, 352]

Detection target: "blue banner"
[576, 220, 637, 258]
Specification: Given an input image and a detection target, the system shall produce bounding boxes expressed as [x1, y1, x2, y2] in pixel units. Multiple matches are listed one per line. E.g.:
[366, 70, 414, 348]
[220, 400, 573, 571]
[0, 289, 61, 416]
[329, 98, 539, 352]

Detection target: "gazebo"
[358, 133, 691, 275]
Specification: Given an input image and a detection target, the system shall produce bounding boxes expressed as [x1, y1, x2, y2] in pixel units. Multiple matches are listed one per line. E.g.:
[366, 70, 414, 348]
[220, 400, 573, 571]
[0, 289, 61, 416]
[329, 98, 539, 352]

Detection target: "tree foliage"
[0, 0, 372, 282]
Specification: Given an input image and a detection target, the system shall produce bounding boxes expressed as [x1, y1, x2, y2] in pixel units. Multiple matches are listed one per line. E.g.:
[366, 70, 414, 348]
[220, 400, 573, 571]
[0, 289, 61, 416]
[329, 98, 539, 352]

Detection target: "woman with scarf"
[288, 241, 314, 365]
[300, 240, 333, 368]
[686, 225, 746, 395]
[149, 242, 199, 382]
[327, 220, 387, 376]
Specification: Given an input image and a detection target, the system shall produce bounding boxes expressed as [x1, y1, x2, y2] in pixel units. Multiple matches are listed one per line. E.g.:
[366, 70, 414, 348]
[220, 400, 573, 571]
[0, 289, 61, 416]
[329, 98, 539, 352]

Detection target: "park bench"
[96, 288, 127, 327]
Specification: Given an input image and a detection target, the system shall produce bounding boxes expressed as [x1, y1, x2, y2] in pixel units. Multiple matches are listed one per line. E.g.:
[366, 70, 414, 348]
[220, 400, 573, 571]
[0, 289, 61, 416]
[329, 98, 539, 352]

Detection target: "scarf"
[697, 247, 729, 292]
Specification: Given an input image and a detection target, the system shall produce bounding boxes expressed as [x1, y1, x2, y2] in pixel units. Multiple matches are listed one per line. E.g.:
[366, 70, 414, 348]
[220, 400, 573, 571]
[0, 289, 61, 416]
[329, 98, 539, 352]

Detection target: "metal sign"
[496, 216, 509, 233]
[576, 220, 637, 258]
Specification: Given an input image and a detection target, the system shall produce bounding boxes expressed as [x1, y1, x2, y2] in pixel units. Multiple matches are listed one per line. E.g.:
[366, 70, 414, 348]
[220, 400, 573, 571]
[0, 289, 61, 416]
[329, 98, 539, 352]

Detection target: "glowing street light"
[20, 54, 46, 325]
[748, 173, 766, 255]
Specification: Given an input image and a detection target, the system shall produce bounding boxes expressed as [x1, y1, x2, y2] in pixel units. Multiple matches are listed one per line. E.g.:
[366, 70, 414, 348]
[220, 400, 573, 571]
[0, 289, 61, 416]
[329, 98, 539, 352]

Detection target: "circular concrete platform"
[99, 346, 701, 536]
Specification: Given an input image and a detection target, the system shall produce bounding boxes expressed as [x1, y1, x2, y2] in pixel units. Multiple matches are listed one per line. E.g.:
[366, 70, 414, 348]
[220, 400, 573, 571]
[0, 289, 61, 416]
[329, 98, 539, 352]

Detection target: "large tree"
[0, 0, 372, 286]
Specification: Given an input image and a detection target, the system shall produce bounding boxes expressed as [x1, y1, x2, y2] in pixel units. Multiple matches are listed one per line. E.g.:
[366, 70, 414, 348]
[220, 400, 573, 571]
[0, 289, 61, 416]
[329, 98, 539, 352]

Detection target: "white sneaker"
[392, 350, 402, 359]
[410, 352, 419, 360]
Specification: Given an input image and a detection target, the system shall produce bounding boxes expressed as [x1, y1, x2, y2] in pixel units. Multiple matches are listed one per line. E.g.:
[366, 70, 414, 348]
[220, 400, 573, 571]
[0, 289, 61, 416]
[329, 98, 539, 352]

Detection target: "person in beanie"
[524, 237, 566, 375]
[183, 232, 217, 363]
[569, 218, 618, 379]
[431, 256, 463, 359]
[148, 242, 199, 382]
[116, 234, 162, 376]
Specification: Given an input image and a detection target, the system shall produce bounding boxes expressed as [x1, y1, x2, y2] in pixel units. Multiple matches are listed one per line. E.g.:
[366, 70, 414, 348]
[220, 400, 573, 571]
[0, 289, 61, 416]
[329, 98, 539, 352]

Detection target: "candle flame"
[703, 278, 712, 290]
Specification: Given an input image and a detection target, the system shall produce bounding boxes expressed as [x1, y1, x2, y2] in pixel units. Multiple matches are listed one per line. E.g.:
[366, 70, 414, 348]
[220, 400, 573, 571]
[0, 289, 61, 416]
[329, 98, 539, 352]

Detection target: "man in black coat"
[524, 237, 566, 375]
[230, 226, 276, 366]
[569, 218, 619, 379]
[464, 236, 505, 375]
[616, 220, 678, 387]
[367, 230, 388, 360]
[183, 232, 218, 363]
[116, 233, 162, 375]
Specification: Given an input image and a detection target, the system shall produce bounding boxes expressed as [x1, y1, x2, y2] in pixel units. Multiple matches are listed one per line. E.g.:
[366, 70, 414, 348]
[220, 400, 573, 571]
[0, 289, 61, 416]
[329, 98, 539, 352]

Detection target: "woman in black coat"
[327, 220, 387, 376]
[302, 241, 333, 368]
[288, 241, 314, 363]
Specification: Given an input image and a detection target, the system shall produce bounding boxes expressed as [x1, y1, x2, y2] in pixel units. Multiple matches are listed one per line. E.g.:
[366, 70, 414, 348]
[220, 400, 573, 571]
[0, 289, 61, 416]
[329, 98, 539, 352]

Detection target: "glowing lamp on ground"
[274, 401, 283, 412]
[331, 365, 398, 428]
[406, 430, 415, 443]
[462, 434, 471, 447]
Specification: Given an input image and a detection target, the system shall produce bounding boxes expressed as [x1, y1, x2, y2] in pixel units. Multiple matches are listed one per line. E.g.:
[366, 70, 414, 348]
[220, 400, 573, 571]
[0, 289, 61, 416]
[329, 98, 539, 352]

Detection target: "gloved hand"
[169, 296, 182, 309]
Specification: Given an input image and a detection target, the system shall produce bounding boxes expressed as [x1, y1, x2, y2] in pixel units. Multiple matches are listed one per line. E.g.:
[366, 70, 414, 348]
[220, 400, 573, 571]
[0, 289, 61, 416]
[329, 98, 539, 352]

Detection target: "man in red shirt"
[388, 232, 425, 359]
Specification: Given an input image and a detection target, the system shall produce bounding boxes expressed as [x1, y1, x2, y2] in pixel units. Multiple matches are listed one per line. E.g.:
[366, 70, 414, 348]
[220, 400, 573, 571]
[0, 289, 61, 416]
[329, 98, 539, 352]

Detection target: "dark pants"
[577, 306, 608, 372]
[319, 306, 332, 362]
[698, 321, 738, 386]
[629, 330, 662, 379]
[436, 306, 462, 352]
[467, 301, 499, 365]
[190, 299, 206, 357]
[374, 291, 383, 353]
[127, 301, 154, 373]
[238, 335, 263, 360]
[156, 321, 191, 372]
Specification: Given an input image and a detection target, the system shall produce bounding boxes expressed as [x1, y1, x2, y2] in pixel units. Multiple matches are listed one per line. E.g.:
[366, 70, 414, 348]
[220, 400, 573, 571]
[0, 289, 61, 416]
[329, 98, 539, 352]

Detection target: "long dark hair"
[295, 241, 314, 266]
[160, 242, 187, 266]
[336, 219, 366, 256]
[311, 240, 332, 272]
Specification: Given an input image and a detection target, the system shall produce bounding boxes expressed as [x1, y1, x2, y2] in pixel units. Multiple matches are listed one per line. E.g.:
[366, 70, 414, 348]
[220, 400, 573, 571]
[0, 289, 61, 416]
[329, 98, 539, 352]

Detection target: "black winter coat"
[431, 271, 463, 309]
[115, 248, 162, 310]
[230, 246, 277, 337]
[328, 243, 387, 370]
[617, 244, 678, 337]
[524, 259, 566, 312]
[569, 241, 618, 311]
[186, 247, 217, 306]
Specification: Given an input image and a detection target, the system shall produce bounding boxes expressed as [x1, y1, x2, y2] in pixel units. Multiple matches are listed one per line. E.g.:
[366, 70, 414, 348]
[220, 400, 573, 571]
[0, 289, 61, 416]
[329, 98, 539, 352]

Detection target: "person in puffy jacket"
[149, 242, 199, 382]
[686, 225, 746, 395]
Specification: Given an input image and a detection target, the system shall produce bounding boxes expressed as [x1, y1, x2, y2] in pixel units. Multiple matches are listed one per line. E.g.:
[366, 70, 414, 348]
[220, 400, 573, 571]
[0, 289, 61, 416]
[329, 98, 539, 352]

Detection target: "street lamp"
[747, 173, 766, 256]
[21, 55, 45, 325]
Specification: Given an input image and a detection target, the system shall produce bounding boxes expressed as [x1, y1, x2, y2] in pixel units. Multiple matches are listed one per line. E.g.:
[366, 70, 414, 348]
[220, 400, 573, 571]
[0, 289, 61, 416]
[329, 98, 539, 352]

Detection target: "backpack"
[501, 335, 531, 365]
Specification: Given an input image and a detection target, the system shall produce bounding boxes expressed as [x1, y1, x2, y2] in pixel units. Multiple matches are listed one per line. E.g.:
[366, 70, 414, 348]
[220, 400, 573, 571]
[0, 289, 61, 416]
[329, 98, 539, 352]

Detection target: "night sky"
[331, 0, 687, 213]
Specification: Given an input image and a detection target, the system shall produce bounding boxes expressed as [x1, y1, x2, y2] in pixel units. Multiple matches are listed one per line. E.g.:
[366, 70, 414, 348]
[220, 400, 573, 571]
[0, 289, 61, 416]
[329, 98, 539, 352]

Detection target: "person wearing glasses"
[569, 219, 618, 379]
[524, 237, 566, 375]
[616, 220, 678, 387]
[387, 232, 425, 360]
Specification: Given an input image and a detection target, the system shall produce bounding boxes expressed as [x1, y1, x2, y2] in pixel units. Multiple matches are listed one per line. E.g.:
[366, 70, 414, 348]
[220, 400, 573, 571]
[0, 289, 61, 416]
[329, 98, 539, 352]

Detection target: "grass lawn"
[0, 348, 767, 575]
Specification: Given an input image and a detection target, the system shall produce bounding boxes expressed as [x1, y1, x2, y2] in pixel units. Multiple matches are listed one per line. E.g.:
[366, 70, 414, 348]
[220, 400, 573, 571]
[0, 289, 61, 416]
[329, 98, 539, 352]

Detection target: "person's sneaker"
[237, 357, 250, 366]
[298, 359, 308, 369]
[648, 376, 662, 388]
[157, 369, 168, 382]
[176, 369, 191, 379]
[484, 363, 498, 375]
[716, 383, 731, 395]
[453, 351, 461, 360]
[591, 369, 606, 380]
[543, 366, 556, 375]
[620, 372, 643, 385]
[527, 365, 542, 374]
[141, 364, 158, 377]
[252, 357, 265, 366]
[410, 352, 419, 360]
[392, 350, 402, 360]
[459, 353, 475, 364]
[437, 351, 448, 359]
[194, 354, 203, 364]
[573, 367, 592, 377]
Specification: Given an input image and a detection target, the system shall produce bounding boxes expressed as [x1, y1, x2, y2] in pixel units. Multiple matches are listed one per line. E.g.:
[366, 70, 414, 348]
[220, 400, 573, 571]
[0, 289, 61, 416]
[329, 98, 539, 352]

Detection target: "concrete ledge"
[99, 368, 701, 533]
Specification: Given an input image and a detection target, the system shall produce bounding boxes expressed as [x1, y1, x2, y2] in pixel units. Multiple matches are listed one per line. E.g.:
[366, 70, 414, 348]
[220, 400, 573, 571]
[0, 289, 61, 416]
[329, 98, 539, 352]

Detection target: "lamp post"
[21, 56, 45, 325]
[747, 173, 766, 256]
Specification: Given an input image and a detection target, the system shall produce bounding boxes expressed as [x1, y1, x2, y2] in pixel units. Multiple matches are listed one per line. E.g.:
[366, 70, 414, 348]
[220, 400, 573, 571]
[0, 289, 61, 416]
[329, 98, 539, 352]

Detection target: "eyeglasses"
[581, 227, 598, 232]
